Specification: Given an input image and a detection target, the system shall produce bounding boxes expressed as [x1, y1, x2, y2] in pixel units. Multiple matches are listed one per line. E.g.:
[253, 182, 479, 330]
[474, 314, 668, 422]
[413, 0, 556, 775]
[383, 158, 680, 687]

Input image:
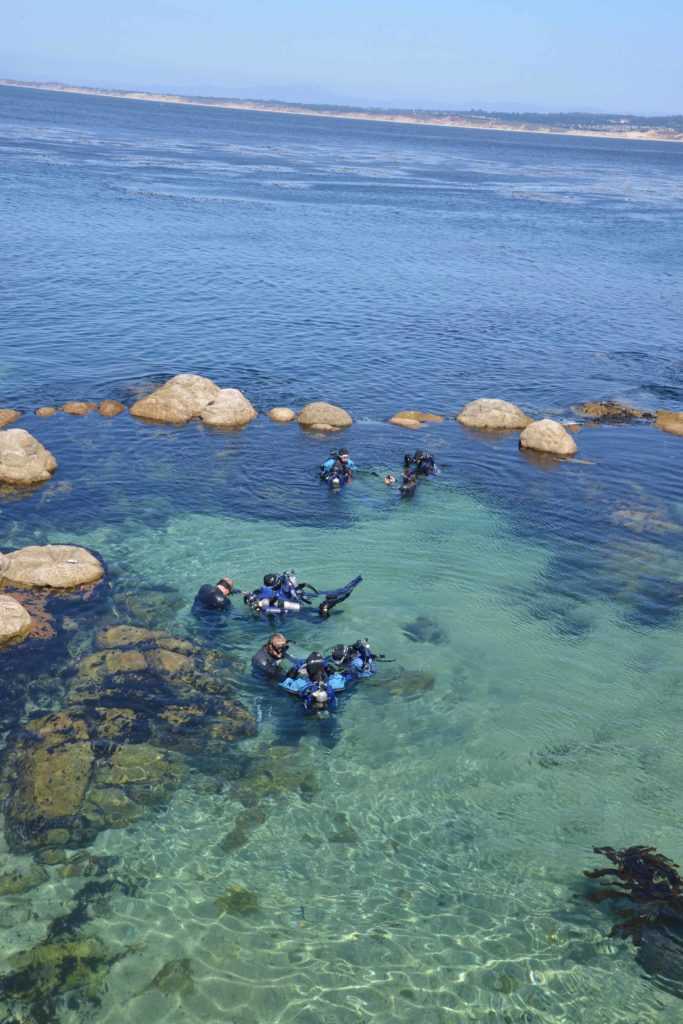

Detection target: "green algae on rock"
[215, 884, 259, 915]
[143, 958, 196, 998]
[0, 935, 122, 1013]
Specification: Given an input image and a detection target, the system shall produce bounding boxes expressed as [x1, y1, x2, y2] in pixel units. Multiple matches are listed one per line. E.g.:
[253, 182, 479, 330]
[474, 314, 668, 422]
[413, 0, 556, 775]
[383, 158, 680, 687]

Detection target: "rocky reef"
[3, 624, 255, 854]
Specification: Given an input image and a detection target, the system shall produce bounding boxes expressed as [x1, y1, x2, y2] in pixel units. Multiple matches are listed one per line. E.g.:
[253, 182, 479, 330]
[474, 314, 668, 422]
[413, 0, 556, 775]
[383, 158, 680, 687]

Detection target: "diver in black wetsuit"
[399, 464, 417, 497]
[251, 633, 291, 681]
[193, 577, 234, 611]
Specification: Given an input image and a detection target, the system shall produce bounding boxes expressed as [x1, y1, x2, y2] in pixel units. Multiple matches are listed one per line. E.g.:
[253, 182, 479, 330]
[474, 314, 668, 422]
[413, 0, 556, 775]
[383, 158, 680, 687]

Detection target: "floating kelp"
[585, 845, 683, 999]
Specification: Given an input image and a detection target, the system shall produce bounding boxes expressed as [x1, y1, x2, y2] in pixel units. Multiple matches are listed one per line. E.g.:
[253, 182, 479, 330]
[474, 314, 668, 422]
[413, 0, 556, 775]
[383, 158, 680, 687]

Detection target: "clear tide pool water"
[1, 85, 682, 1023]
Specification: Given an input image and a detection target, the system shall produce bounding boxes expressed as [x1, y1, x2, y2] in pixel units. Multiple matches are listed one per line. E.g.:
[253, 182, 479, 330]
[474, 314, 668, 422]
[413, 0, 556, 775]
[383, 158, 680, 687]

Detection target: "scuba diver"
[251, 632, 291, 681]
[278, 639, 380, 703]
[243, 570, 363, 619]
[399, 463, 417, 498]
[193, 576, 234, 611]
[320, 447, 356, 489]
[404, 449, 438, 477]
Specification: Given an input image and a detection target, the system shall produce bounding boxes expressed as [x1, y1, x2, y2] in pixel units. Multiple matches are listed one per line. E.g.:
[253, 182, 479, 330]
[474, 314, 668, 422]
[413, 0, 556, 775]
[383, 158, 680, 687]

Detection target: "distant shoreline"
[2, 78, 682, 143]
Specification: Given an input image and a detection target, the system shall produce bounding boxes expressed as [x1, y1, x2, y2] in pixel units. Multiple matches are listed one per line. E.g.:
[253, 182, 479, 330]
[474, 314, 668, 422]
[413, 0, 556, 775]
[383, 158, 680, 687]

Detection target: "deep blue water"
[1, 85, 683, 1024]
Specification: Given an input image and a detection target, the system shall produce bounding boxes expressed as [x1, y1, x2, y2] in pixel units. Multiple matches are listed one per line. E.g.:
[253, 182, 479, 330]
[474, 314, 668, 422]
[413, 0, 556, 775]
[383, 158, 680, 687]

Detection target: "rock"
[144, 959, 196, 997]
[0, 409, 21, 428]
[388, 415, 423, 429]
[98, 400, 126, 417]
[575, 400, 654, 422]
[0, 545, 104, 589]
[654, 410, 683, 437]
[3, 934, 119, 1006]
[35, 406, 57, 417]
[5, 590, 56, 640]
[200, 388, 258, 428]
[268, 407, 296, 423]
[96, 623, 194, 653]
[519, 418, 577, 456]
[61, 401, 97, 415]
[0, 595, 32, 647]
[308, 422, 337, 431]
[215, 884, 259, 915]
[390, 409, 444, 423]
[297, 402, 352, 429]
[0, 428, 57, 485]
[402, 616, 447, 645]
[4, 712, 94, 852]
[130, 373, 221, 424]
[457, 398, 531, 430]
[0, 862, 49, 896]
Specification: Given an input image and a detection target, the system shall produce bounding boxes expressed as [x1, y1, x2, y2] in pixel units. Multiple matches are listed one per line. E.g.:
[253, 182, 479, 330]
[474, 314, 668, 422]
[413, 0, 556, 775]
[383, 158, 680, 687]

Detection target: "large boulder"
[130, 374, 221, 424]
[0, 429, 57, 485]
[200, 388, 258, 428]
[519, 418, 577, 456]
[297, 402, 352, 429]
[0, 595, 32, 647]
[98, 400, 126, 417]
[268, 407, 296, 423]
[61, 401, 97, 416]
[0, 545, 104, 589]
[654, 410, 683, 437]
[0, 409, 21, 428]
[457, 398, 531, 430]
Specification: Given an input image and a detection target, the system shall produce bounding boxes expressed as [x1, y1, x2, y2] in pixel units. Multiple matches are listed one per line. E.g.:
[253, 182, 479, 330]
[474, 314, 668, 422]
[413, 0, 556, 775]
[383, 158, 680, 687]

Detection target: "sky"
[1, 0, 682, 114]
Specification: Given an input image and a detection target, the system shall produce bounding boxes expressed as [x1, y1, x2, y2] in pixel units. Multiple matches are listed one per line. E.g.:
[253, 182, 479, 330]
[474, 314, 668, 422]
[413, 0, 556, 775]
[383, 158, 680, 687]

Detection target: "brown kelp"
[584, 845, 683, 998]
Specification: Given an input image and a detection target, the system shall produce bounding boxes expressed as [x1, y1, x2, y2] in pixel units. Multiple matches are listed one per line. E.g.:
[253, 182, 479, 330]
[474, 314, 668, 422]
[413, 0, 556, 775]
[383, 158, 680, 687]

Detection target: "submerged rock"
[268, 406, 296, 422]
[98, 399, 126, 417]
[519, 418, 577, 456]
[200, 387, 258, 428]
[0, 408, 21, 428]
[390, 409, 444, 424]
[0, 428, 57, 485]
[61, 401, 98, 415]
[1, 934, 119, 1009]
[402, 615, 447, 644]
[0, 862, 49, 897]
[130, 373, 221, 424]
[457, 398, 531, 430]
[388, 415, 423, 429]
[0, 594, 32, 647]
[297, 401, 352, 429]
[574, 400, 654, 423]
[215, 884, 259, 915]
[0, 544, 104, 589]
[145, 958, 196, 997]
[655, 410, 683, 437]
[4, 711, 94, 853]
[35, 406, 57, 417]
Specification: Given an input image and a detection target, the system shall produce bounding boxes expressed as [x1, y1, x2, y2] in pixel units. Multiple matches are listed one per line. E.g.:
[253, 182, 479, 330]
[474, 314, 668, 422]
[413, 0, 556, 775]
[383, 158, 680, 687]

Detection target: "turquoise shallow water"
[1, 85, 683, 1022]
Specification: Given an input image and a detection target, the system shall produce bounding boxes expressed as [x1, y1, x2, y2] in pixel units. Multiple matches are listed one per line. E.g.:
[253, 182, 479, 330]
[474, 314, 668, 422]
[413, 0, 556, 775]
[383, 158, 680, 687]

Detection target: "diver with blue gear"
[320, 447, 356, 489]
[243, 570, 363, 619]
[278, 638, 380, 703]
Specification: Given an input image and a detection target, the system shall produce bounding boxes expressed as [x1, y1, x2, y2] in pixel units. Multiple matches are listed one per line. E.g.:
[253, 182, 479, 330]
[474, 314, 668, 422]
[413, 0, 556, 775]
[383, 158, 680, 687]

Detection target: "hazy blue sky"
[1, 0, 681, 113]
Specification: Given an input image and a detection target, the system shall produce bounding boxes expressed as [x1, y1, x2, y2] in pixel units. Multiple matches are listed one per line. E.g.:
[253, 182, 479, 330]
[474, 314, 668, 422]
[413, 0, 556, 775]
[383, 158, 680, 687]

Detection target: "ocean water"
[1, 85, 683, 1023]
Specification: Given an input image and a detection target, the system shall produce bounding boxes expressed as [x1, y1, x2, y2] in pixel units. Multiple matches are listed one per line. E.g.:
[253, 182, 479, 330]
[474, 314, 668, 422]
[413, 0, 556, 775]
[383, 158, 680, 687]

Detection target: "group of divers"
[193, 446, 439, 735]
